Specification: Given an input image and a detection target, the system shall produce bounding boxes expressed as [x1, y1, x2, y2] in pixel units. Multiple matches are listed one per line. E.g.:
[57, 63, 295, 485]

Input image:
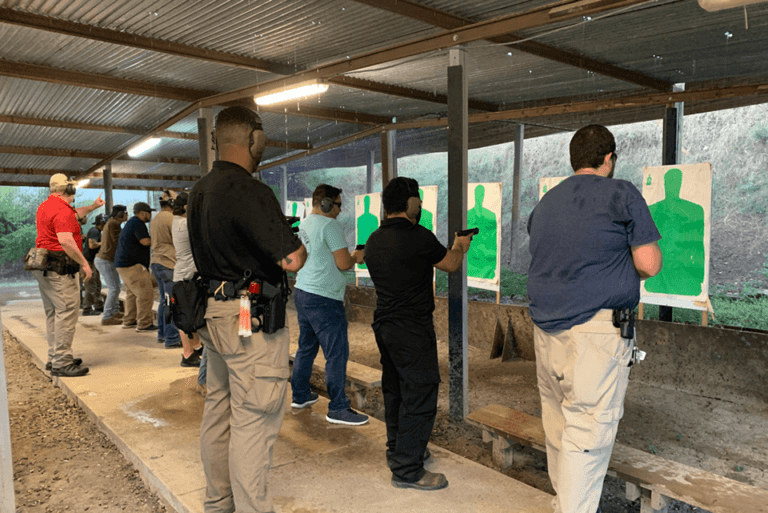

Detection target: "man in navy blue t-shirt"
[527, 125, 662, 513]
[115, 202, 156, 332]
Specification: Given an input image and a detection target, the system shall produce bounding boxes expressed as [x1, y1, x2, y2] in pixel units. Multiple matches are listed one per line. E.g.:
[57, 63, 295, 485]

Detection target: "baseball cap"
[174, 192, 188, 208]
[133, 202, 156, 214]
[159, 190, 178, 203]
[49, 173, 78, 189]
[111, 204, 127, 216]
[93, 214, 107, 225]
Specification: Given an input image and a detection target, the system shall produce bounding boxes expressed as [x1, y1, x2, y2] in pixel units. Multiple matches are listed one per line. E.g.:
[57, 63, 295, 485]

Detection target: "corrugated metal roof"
[2, 0, 768, 189]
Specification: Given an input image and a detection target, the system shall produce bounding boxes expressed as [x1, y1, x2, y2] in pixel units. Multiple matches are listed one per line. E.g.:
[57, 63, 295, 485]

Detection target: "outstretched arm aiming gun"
[434, 227, 477, 273]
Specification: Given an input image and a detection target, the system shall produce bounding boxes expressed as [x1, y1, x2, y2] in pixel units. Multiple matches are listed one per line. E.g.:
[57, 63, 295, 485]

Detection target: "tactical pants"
[32, 269, 80, 368]
[534, 310, 633, 513]
[82, 261, 103, 310]
[374, 319, 440, 483]
[116, 264, 154, 329]
[199, 299, 290, 513]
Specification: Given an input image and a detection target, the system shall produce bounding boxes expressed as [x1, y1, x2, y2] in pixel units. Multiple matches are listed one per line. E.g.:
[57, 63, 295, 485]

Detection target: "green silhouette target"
[467, 182, 502, 289]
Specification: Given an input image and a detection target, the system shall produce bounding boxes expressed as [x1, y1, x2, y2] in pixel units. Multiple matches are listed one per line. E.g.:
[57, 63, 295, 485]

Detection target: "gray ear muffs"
[406, 196, 421, 221]
[320, 196, 334, 213]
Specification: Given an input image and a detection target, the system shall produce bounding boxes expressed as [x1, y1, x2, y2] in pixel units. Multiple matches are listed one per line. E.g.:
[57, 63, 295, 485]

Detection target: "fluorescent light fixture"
[128, 138, 161, 157]
[255, 80, 329, 106]
[77, 178, 90, 188]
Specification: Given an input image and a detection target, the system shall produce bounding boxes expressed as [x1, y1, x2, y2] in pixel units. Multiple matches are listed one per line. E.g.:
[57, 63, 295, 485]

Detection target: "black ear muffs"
[406, 196, 421, 221]
[65, 183, 76, 196]
[320, 196, 334, 213]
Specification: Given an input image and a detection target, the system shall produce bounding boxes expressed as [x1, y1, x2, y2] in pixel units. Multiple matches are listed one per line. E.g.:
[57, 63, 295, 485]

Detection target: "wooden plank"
[465, 404, 546, 452]
[288, 353, 381, 388]
[610, 444, 768, 513]
[466, 405, 768, 513]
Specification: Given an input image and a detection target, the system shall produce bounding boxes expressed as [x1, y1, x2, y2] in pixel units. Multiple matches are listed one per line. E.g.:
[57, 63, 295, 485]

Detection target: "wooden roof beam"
[0, 168, 197, 183]
[352, 0, 671, 91]
[202, 0, 655, 106]
[0, 146, 199, 165]
[0, 116, 311, 149]
[0, 7, 294, 76]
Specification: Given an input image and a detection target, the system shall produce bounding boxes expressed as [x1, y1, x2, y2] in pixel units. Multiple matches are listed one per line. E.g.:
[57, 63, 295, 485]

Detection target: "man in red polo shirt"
[34, 174, 104, 377]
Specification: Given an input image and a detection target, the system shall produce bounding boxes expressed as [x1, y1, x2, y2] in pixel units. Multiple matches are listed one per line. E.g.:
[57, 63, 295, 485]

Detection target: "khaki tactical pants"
[534, 310, 633, 513]
[198, 298, 290, 513]
[32, 269, 80, 368]
[116, 264, 154, 329]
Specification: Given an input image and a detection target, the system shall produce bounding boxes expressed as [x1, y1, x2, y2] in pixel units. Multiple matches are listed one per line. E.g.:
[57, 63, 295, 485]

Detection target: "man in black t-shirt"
[527, 125, 662, 513]
[365, 177, 472, 491]
[81, 214, 106, 315]
[188, 106, 305, 513]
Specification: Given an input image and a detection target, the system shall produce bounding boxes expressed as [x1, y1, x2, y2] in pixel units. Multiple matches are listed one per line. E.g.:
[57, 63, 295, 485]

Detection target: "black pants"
[373, 319, 440, 482]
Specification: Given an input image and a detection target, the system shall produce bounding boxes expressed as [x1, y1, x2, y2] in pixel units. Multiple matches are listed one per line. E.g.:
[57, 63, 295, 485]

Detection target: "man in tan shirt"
[95, 204, 128, 325]
[150, 190, 181, 348]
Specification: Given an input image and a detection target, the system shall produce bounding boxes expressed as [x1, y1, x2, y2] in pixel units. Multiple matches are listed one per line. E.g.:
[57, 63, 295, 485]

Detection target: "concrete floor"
[2, 291, 553, 513]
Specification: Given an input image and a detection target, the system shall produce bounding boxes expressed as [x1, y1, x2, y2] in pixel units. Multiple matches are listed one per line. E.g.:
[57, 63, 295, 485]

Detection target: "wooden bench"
[466, 404, 768, 513]
[288, 353, 381, 410]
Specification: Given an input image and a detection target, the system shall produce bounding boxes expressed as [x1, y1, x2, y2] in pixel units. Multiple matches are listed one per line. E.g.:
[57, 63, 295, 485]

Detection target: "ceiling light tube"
[128, 138, 162, 157]
[77, 178, 90, 188]
[255, 80, 329, 106]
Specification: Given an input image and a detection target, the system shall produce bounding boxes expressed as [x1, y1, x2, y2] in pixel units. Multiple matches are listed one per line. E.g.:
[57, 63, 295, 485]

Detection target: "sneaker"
[326, 408, 369, 426]
[46, 358, 82, 371]
[157, 338, 165, 344]
[165, 341, 182, 349]
[101, 316, 122, 326]
[122, 322, 137, 329]
[51, 364, 89, 377]
[82, 308, 100, 316]
[136, 324, 158, 332]
[291, 393, 319, 409]
[391, 470, 448, 491]
[181, 353, 201, 367]
[193, 346, 204, 357]
[195, 383, 207, 397]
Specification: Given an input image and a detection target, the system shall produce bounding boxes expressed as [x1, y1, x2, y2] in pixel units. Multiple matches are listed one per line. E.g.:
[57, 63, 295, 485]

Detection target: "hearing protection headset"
[64, 182, 77, 196]
[320, 196, 335, 213]
[405, 179, 421, 221]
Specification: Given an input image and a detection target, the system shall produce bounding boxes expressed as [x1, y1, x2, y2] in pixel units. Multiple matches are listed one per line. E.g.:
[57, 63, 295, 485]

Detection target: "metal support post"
[198, 107, 214, 176]
[447, 46, 469, 421]
[103, 162, 113, 214]
[366, 150, 375, 194]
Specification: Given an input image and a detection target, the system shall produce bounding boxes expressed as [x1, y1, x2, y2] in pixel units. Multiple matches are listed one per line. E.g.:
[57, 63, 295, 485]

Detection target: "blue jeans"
[150, 263, 180, 346]
[94, 257, 121, 318]
[291, 288, 350, 412]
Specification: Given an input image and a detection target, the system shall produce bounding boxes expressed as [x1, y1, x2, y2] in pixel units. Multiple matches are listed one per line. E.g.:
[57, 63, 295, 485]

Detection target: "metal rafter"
[351, 0, 671, 91]
[0, 146, 199, 165]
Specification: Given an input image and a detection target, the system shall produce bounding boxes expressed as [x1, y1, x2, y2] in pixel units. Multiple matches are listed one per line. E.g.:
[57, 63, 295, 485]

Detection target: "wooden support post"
[103, 162, 113, 214]
[350, 383, 367, 410]
[626, 482, 641, 501]
[701, 310, 708, 326]
[640, 487, 669, 513]
[638, 303, 644, 320]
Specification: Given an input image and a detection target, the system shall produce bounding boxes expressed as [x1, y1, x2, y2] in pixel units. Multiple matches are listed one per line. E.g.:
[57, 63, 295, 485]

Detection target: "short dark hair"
[215, 106, 263, 133]
[312, 184, 342, 207]
[569, 124, 616, 172]
[173, 192, 188, 216]
[382, 177, 419, 215]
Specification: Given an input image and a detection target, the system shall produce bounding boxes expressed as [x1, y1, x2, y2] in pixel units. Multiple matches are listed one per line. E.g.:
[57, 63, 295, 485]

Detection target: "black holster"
[250, 273, 290, 335]
[612, 308, 635, 339]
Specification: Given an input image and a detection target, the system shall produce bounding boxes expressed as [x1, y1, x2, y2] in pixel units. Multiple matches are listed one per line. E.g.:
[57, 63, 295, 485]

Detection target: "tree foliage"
[0, 187, 46, 267]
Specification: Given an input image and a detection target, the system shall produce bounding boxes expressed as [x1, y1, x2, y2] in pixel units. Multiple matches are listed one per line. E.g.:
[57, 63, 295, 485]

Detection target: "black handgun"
[457, 228, 479, 237]
[612, 308, 635, 340]
[355, 244, 365, 251]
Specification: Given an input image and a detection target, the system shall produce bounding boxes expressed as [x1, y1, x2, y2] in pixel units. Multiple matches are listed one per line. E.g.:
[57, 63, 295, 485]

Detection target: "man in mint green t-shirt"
[291, 184, 369, 426]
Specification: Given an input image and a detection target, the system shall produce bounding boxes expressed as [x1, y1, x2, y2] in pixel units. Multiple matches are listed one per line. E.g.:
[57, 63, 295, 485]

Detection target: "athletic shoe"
[326, 408, 369, 426]
[181, 352, 201, 367]
[122, 322, 137, 329]
[46, 358, 82, 371]
[291, 393, 319, 409]
[101, 316, 122, 326]
[193, 346, 204, 357]
[51, 364, 89, 377]
[391, 470, 448, 490]
[136, 324, 158, 332]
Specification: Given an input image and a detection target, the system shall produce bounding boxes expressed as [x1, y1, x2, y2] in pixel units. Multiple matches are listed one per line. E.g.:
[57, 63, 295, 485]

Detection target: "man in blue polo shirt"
[291, 184, 368, 425]
[527, 124, 663, 513]
[115, 202, 156, 332]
